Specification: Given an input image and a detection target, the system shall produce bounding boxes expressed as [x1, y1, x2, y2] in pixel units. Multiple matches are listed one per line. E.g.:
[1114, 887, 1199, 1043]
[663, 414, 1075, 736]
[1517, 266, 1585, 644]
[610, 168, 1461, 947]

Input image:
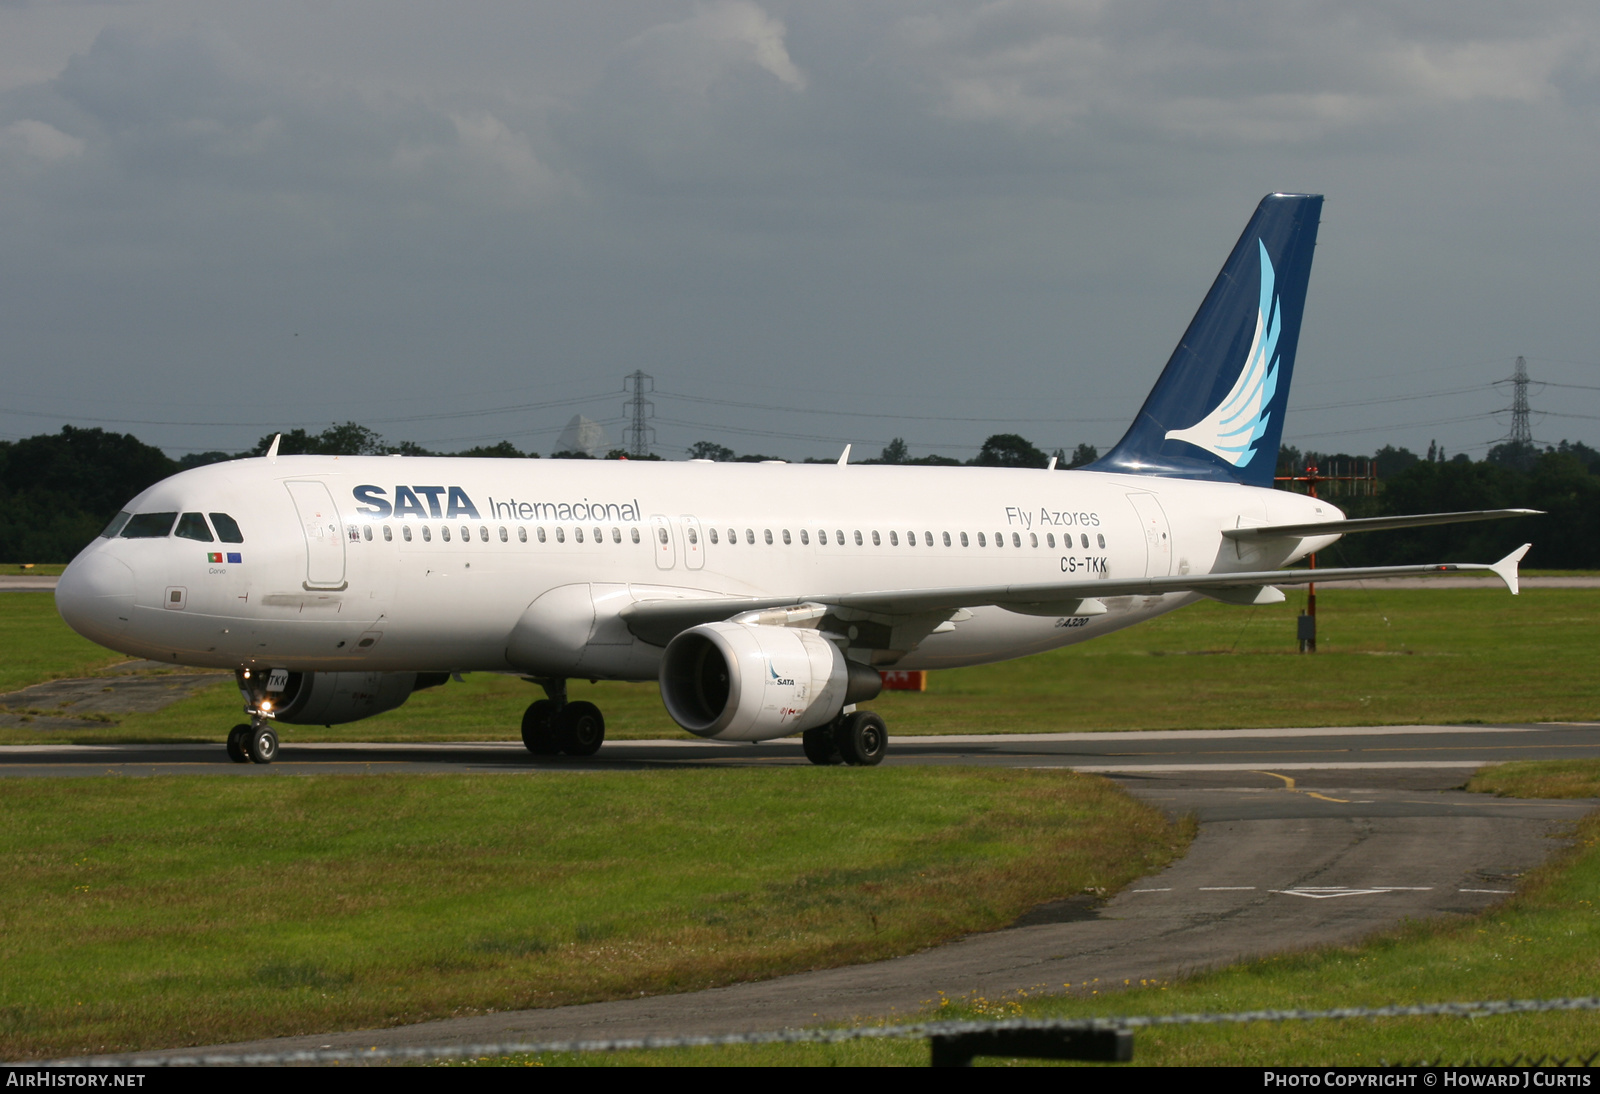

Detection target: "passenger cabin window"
[782, 530, 791, 545]
[631, 528, 641, 544]
[854, 530, 863, 546]
[538, 527, 547, 542]
[575, 528, 584, 543]
[709, 528, 719, 544]
[767, 530, 776, 545]
[422, 526, 432, 542]
[924, 531, 934, 547]
[1030, 533, 1038, 548]
[976, 533, 985, 547]
[943, 532, 952, 547]
[209, 514, 245, 543]
[960, 532, 969, 547]
[363, 526, 373, 542]
[612, 527, 622, 544]
[121, 512, 178, 538]
[799, 529, 809, 545]
[1013, 532, 1022, 548]
[517, 527, 527, 543]
[746, 529, 755, 545]
[441, 526, 452, 542]
[1081, 533, 1090, 549]
[1098, 533, 1106, 549]
[101, 512, 132, 538]
[1047, 533, 1055, 548]
[480, 526, 489, 542]
[835, 530, 844, 545]
[555, 527, 565, 543]
[871, 531, 881, 546]
[889, 531, 898, 546]
[175, 513, 213, 542]
[499, 527, 508, 542]
[403, 526, 413, 542]
[384, 526, 393, 542]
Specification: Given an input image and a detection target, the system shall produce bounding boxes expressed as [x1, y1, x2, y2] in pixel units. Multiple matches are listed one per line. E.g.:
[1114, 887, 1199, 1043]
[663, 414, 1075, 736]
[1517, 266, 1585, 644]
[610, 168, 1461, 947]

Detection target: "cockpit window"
[175, 513, 214, 542]
[121, 512, 178, 538]
[209, 513, 245, 543]
[100, 512, 132, 539]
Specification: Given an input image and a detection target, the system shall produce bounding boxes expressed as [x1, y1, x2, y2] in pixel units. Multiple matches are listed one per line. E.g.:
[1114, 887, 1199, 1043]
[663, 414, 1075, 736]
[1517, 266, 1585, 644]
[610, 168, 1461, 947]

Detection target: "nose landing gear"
[226, 719, 279, 764]
[521, 679, 606, 758]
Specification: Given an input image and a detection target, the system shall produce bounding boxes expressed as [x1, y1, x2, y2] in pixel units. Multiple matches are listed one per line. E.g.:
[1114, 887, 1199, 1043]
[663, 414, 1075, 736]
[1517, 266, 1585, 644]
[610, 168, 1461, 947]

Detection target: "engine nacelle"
[659, 623, 882, 741]
[237, 669, 449, 726]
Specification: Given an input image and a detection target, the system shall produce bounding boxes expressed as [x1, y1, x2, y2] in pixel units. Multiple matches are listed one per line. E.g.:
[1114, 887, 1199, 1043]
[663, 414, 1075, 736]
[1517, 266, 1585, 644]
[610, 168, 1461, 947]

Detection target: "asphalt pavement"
[5, 722, 1599, 777]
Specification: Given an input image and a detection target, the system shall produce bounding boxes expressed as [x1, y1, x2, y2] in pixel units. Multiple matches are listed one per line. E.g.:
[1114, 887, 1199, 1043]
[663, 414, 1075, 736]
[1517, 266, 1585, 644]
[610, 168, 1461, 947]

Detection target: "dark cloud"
[0, 3, 1595, 459]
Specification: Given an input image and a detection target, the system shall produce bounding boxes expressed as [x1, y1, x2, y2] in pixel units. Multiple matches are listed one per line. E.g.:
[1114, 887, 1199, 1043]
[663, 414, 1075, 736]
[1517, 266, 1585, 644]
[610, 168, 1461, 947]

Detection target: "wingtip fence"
[25, 996, 1600, 1069]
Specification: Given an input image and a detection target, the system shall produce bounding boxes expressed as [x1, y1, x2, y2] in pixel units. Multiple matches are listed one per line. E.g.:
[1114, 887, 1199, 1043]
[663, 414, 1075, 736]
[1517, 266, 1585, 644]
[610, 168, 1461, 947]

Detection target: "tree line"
[2, 423, 1596, 567]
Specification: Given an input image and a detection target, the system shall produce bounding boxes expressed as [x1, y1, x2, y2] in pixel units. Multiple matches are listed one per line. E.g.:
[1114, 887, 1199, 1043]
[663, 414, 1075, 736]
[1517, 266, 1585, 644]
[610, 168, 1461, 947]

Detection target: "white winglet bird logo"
[1165, 240, 1280, 468]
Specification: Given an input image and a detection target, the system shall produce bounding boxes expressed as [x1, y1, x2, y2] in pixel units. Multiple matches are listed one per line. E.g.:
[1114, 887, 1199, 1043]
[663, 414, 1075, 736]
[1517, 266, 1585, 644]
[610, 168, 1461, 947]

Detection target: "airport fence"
[29, 995, 1600, 1068]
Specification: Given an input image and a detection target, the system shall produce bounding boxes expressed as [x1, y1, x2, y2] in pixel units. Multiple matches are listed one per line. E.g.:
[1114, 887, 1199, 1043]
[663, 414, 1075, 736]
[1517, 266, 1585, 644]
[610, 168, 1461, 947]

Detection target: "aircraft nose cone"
[56, 551, 136, 642]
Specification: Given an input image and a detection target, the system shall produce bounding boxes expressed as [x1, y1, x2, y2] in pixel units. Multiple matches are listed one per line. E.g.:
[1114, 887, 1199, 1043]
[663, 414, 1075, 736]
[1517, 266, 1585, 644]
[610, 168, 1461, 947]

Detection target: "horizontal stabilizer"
[1223, 509, 1542, 541]
[1490, 543, 1532, 596]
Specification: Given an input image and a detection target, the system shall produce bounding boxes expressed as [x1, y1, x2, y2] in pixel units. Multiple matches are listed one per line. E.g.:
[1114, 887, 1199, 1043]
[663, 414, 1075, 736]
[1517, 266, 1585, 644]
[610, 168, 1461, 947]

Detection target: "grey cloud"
[0, 3, 1594, 460]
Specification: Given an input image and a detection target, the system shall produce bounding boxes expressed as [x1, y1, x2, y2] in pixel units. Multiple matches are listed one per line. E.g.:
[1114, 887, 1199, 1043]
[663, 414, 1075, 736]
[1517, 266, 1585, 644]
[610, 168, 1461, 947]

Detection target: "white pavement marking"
[1199, 886, 1256, 891]
[1071, 761, 1489, 773]
[1271, 887, 1432, 899]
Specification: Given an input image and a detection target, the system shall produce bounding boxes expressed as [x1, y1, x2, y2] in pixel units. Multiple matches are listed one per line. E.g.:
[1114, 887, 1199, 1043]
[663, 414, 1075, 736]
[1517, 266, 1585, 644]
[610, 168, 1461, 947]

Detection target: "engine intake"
[659, 623, 881, 741]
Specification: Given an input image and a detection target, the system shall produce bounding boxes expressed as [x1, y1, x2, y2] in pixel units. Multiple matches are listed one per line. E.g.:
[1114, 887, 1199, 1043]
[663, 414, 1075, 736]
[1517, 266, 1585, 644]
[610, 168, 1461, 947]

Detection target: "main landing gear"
[226, 719, 279, 765]
[802, 709, 888, 767]
[520, 678, 606, 758]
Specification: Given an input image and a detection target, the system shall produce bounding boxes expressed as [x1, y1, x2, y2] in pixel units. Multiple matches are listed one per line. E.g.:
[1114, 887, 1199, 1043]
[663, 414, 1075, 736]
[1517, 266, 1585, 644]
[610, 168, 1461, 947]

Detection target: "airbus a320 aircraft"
[56, 194, 1536, 767]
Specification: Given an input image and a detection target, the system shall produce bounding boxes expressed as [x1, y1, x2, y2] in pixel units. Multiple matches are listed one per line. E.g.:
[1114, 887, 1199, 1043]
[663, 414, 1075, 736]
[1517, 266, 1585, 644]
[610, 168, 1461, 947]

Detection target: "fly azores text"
[351, 486, 641, 525]
[1007, 506, 1101, 529]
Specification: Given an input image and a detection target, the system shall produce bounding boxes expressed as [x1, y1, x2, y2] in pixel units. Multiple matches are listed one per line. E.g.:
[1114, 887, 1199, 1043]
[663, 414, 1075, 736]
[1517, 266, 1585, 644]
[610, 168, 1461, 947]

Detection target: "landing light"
[261, 700, 272, 712]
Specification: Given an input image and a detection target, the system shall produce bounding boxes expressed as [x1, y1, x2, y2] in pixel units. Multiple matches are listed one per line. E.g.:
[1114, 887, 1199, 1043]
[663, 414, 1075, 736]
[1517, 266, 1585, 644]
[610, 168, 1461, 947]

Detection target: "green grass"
[2, 563, 67, 576]
[0, 768, 1186, 1060]
[4, 587, 1595, 744]
[481, 761, 1600, 1068]
[0, 592, 130, 693]
[1469, 760, 1600, 800]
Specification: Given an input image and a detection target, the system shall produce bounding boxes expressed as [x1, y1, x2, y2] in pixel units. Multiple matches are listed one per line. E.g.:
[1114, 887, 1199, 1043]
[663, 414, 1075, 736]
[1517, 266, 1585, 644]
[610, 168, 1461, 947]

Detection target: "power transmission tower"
[1491, 356, 1538, 470]
[1508, 356, 1533, 448]
[622, 370, 655, 458]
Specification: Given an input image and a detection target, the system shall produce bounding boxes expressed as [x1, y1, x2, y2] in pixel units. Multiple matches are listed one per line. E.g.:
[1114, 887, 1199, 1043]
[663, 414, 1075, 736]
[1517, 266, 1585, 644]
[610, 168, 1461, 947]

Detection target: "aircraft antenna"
[622, 370, 655, 458]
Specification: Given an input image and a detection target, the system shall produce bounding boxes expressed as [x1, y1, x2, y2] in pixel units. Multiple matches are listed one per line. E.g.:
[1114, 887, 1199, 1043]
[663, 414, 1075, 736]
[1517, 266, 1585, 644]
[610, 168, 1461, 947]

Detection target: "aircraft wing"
[1222, 508, 1541, 540]
[619, 544, 1532, 646]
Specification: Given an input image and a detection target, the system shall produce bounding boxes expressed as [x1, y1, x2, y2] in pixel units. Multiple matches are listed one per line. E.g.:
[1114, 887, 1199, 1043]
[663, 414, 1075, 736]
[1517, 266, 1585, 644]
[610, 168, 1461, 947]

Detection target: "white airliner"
[55, 194, 1535, 766]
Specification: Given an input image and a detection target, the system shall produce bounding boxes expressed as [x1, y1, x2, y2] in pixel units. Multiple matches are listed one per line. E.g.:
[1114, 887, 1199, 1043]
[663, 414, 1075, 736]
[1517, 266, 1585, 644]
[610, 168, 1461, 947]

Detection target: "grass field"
[3, 583, 1597, 1067]
[2, 584, 1595, 744]
[460, 759, 1600, 1068]
[0, 768, 1186, 1060]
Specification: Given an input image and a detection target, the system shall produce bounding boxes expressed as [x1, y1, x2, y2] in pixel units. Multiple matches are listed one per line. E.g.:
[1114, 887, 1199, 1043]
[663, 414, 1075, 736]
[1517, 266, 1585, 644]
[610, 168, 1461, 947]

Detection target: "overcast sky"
[2, 1, 1597, 462]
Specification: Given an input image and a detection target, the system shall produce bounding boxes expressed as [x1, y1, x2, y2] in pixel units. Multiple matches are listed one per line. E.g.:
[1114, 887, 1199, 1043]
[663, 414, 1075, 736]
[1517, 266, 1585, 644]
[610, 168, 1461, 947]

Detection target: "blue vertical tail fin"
[1088, 193, 1322, 488]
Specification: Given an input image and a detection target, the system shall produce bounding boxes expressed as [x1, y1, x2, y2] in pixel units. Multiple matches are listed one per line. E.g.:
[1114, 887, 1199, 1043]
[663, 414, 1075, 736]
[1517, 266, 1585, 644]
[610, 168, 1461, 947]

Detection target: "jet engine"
[658, 623, 882, 741]
[237, 669, 450, 726]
